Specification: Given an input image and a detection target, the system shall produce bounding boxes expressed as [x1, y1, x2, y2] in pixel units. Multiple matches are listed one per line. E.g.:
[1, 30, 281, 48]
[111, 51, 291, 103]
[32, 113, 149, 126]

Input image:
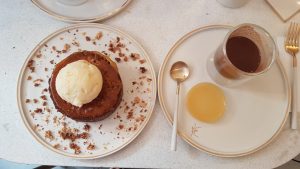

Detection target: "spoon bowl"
[170, 61, 190, 83]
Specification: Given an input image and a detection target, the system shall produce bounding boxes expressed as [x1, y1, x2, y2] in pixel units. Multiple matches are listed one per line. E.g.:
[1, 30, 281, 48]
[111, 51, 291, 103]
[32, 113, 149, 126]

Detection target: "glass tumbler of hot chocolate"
[207, 23, 276, 86]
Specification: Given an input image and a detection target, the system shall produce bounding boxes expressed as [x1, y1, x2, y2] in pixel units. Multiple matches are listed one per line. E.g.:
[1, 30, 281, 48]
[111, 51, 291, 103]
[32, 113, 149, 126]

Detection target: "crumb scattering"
[59, 125, 89, 142]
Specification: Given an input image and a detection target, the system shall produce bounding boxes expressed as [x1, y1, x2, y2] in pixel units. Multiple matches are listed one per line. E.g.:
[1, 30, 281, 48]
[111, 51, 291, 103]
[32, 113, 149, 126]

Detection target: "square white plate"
[266, 0, 300, 22]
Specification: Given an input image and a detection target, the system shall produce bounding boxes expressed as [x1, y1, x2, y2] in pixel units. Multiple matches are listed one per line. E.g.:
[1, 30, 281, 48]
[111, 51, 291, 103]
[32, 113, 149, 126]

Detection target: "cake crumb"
[72, 41, 80, 47]
[34, 108, 43, 113]
[40, 95, 47, 100]
[130, 53, 140, 61]
[42, 101, 47, 106]
[25, 99, 30, 103]
[114, 57, 121, 63]
[139, 67, 147, 73]
[27, 60, 35, 72]
[27, 76, 32, 80]
[139, 59, 146, 64]
[36, 53, 42, 58]
[87, 143, 95, 150]
[46, 108, 51, 113]
[53, 116, 57, 124]
[139, 100, 147, 108]
[139, 81, 144, 86]
[70, 143, 81, 154]
[133, 97, 141, 104]
[33, 99, 38, 103]
[123, 56, 128, 62]
[135, 115, 146, 123]
[86, 36, 91, 41]
[62, 44, 71, 53]
[42, 88, 48, 93]
[59, 126, 89, 141]
[127, 111, 133, 119]
[118, 124, 124, 130]
[27, 60, 34, 68]
[45, 130, 54, 140]
[119, 53, 125, 57]
[33, 124, 39, 130]
[53, 144, 60, 149]
[95, 32, 103, 40]
[83, 124, 90, 132]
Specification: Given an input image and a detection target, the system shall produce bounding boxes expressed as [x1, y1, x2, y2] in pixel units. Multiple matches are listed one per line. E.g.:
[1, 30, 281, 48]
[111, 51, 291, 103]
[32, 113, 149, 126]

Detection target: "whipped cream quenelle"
[55, 60, 103, 107]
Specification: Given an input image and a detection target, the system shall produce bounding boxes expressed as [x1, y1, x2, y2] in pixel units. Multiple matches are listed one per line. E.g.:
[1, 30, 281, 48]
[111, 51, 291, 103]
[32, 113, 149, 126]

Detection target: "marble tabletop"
[0, 0, 300, 168]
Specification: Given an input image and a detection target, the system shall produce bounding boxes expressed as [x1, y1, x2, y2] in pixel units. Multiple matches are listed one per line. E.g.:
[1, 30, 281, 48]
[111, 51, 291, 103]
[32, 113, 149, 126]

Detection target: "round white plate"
[158, 25, 290, 157]
[31, 0, 131, 23]
[17, 23, 156, 159]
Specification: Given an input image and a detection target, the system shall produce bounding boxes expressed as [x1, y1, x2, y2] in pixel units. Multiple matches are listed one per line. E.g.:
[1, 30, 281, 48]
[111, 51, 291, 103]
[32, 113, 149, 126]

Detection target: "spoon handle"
[171, 82, 180, 151]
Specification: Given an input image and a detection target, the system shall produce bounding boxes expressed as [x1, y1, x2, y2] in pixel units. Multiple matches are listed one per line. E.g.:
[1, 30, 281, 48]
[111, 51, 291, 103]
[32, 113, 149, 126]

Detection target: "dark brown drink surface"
[226, 36, 261, 73]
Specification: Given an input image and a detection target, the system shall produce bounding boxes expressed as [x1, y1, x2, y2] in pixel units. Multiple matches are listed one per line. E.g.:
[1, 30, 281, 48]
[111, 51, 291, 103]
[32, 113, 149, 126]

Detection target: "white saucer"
[158, 25, 290, 157]
[31, 0, 131, 23]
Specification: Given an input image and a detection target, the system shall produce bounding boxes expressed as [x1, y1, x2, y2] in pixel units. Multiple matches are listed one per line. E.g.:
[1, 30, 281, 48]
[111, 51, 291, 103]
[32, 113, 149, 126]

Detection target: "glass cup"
[207, 23, 276, 87]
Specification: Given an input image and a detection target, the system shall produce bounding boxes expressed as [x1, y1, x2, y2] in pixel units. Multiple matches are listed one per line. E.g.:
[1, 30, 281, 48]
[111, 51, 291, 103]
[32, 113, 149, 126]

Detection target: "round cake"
[49, 51, 123, 122]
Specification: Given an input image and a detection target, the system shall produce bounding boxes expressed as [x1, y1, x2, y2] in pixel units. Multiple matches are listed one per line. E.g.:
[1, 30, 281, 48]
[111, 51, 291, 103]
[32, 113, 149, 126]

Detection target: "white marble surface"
[0, 0, 300, 168]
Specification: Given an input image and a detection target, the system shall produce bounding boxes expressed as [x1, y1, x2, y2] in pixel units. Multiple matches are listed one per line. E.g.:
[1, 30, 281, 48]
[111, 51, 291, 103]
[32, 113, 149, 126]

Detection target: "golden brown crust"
[49, 51, 123, 122]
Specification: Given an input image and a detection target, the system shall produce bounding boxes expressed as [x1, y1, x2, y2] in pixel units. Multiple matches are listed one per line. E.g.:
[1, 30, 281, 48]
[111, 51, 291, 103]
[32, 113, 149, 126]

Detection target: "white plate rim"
[31, 0, 132, 23]
[157, 24, 291, 157]
[17, 23, 157, 159]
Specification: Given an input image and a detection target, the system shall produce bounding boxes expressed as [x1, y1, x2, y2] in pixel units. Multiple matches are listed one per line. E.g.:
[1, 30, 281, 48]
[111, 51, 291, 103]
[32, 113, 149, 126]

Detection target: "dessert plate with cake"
[158, 25, 290, 157]
[17, 23, 156, 158]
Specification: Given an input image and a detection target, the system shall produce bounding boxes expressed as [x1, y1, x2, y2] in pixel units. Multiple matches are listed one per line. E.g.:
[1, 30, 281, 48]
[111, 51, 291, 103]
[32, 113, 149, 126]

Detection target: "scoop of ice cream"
[55, 60, 103, 107]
